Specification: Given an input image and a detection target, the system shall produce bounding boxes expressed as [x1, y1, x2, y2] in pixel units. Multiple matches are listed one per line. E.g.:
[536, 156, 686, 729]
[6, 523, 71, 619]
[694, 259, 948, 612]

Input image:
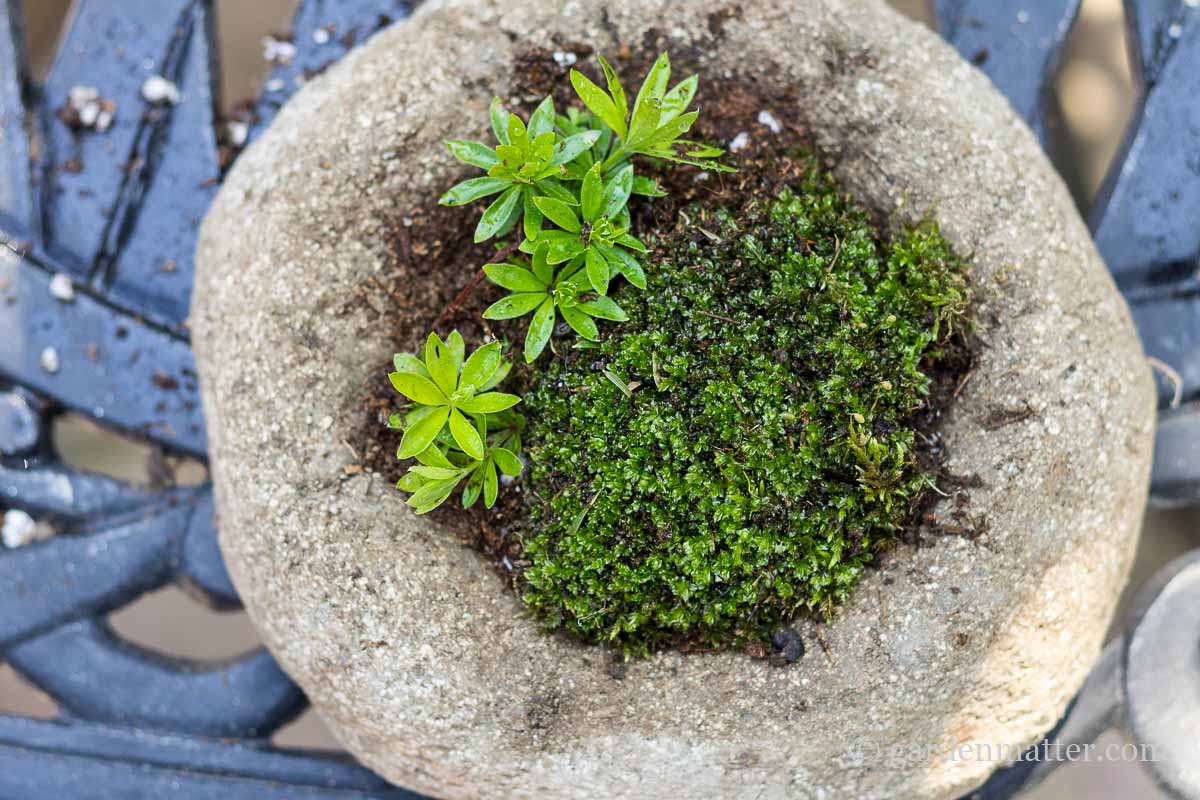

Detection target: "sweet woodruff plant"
[389, 53, 728, 513]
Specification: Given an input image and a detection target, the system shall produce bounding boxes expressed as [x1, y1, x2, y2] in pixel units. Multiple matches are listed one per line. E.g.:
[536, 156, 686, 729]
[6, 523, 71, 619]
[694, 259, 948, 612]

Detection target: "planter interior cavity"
[360, 60, 974, 658]
[193, 0, 1155, 798]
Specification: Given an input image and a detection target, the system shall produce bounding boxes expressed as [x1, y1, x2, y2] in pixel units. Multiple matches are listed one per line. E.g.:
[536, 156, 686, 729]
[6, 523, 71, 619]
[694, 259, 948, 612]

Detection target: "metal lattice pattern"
[0, 1, 1197, 797]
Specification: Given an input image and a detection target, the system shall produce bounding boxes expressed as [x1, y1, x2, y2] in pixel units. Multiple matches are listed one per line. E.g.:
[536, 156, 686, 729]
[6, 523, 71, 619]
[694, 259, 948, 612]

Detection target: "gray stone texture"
[193, 0, 1156, 797]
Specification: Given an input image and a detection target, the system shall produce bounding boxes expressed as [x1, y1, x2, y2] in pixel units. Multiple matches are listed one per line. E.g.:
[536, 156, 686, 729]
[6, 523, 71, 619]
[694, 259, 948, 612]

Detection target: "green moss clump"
[517, 159, 969, 655]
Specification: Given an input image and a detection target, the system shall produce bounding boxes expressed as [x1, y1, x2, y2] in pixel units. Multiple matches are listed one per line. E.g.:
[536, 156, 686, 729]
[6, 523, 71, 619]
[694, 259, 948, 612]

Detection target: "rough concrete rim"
[193, 0, 1156, 798]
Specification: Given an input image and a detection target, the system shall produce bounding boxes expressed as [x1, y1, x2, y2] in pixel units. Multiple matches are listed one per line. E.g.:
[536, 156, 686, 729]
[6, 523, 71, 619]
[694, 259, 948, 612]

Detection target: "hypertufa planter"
[193, 0, 1155, 798]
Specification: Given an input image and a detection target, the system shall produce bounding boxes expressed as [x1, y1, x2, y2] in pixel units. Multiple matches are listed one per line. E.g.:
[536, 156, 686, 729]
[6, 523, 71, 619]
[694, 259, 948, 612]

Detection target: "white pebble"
[552, 51, 578, 67]
[141, 75, 181, 105]
[729, 131, 751, 152]
[49, 273, 75, 302]
[67, 85, 115, 132]
[265, 78, 286, 93]
[1168, 22, 1183, 38]
[2, 509, 35, 548]
[78, 102, 99, 127]
[68, 85, 99, 106]
[40, 347, 60, 374]
[312, 28, 331, 45]
[757, 110, 782, 134]
[262, 36, 297, 64]
[1016, 9, 1030, 24]
[225, 120, 249, 147]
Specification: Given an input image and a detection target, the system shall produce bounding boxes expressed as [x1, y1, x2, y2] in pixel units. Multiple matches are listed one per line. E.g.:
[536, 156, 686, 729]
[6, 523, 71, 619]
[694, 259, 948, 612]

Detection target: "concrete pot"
[193, 0, 1155, 797]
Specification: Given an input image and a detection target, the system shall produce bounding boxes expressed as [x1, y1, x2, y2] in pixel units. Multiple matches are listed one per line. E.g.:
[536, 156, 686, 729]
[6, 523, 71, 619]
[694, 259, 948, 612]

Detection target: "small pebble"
[729, 131, 751, 152]
[40, 347, 60, 374]
[141, 75, 181, 105]
[63, 85, 115, 132]
[262, 36, 297, 64]
[757, 110, 782, 134]
[225, 120, 249, 147]
[1016, 9, 1030, 24]
[771, 628, 806, 663]
[265, 78, 286, 93]
[2, 509, 35, 548]
[552, 50, 578, 67]
[312, 28, 331, 45]
[49, 273, 75, 302]
[1168, 22, 1183, 38]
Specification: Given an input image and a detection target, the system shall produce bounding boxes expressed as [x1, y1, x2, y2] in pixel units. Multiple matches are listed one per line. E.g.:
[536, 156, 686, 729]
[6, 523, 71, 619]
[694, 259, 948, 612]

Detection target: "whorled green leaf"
[484, 262, 547, 292]
[570, 68, 625, 139]
[460, 341, 502, 389]
[416, 444, 455, 469]
[579, 295, 628, 321]
[659, 74, 698, 124]
[483, 291, 547, 320]
[580, 163, 603, 222]
[527, 96, 555, 138]
[389, 372, 445, 406]
[449, 408, 485, 460]
[393, 353, 428, 376]
[461, 471, 482, 508]
[616, 232, 648, 253]
[632, 175, 667, 197]
[458, 392, 521, 414]
[531, 131, 555, 166]
[634, 52, 671, 111]
[532, 196, 582, 233]
[477, 358, 512, 392]
[410, 465, 466, 480]
[525, 297, 556, 362]
[585, 247, 610, 296]
[493, 447, 523, 476]
[522, 187, 543, 240]
[424, 332, 459, 396]
[439, 176, 509, 207]
[627, 53, 671, 145]
[489, 97, 510, 145]
[474, 185, 522, 242]
[397, 405, 449, 459]
[597, 55, 628, 128]
[546, 238, 586, 265]
[445, 140, 499, 170]
[406, 475, 460, 514]
[446, 330, 465, 372]
[536, 178, 580, 204]
[641, 110, 698, 150]
[551, 130, 601, 166]
[397, 471, 424, 492]
[531, 244, 555, 286]
[560, 303, 599, 340]
[506, 114, 528, 147]
[483, 459, 499, 507]
[598, 244, 646, 289]
[601, 164, 634, 218]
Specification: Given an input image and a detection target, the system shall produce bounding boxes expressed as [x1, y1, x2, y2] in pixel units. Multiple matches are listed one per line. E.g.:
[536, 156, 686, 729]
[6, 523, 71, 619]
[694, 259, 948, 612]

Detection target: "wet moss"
[516, 156, 970, 656]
